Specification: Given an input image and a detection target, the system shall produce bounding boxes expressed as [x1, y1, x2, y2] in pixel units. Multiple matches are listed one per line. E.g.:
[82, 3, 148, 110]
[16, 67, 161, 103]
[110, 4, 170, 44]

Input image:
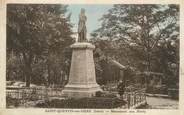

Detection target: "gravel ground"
[146, 96, 178, 109]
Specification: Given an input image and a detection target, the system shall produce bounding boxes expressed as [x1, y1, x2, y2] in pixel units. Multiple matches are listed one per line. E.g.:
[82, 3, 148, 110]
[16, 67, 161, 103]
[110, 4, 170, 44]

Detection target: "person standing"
[117, 80, 125, 97]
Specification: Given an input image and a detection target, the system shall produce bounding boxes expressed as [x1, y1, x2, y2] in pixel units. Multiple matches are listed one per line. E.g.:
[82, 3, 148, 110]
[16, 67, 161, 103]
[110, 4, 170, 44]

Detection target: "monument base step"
[62, 84, 102, 98]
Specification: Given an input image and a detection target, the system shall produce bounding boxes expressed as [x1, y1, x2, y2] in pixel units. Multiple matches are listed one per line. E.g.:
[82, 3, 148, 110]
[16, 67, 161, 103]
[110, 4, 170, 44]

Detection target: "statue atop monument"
[78, 8, 87, 42]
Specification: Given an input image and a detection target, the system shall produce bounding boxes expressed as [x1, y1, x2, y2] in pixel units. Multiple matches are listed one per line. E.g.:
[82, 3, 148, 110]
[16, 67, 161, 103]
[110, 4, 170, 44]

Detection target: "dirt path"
[146, 96, 178, 109]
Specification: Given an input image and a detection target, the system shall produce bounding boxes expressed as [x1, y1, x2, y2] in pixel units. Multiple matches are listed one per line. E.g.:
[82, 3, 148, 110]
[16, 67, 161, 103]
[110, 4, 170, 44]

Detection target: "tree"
[7, 4, 74, 87]
[91, 4, 179, 87]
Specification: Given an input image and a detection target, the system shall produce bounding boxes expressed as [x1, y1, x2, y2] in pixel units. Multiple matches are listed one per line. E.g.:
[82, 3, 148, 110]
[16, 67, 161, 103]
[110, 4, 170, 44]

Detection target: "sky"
[67, 4, 113, 38]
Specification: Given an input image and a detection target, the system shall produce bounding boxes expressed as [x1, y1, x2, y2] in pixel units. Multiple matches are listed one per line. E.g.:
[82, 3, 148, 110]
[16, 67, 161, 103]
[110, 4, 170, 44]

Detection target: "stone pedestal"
[62, 42, 102, 98]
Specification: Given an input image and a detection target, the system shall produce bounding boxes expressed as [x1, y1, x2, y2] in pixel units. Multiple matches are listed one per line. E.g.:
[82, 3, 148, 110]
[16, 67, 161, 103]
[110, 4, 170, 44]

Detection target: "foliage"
[91, 4, 179, 87]
[6, 97, 20, 108]
[146, 85, 168, 95]
[7, 4, 74, 87]
[36, 97, 126, 108]
[168, 88, 179, 99]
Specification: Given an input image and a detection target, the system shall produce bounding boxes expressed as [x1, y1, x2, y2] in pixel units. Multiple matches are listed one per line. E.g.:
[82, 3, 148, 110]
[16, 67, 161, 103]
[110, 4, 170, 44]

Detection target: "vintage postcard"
[0, 0, 184, 115]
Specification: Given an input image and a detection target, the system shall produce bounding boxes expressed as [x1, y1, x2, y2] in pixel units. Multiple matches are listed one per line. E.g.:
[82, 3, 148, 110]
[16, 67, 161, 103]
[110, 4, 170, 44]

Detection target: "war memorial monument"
[62, 8, 102, 98]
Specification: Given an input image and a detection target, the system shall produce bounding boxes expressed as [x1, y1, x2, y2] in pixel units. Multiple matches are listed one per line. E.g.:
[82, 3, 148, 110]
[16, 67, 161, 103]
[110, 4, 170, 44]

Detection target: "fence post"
[144, 93, 146, 102]
[127, 93, 130, 108]
[134, 94, 136, 106]
[139, 94, 141, 103]
[45, 88, 48, 100]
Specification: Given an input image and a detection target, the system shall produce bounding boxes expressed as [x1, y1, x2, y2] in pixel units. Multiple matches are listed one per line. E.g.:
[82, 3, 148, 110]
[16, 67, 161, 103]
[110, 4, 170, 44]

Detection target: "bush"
[168, 88, 179, 99]
[6, 97, 20, 108]
[103, 92, 117, 98]
[146, 85, 168, 94]
[36, 97, 126, 108]
[95, 91, 103, 97]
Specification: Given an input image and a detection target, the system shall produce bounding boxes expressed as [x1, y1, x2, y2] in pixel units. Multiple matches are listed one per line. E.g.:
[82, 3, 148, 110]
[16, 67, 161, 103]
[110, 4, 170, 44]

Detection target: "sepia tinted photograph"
[6, 4, 179, 109]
